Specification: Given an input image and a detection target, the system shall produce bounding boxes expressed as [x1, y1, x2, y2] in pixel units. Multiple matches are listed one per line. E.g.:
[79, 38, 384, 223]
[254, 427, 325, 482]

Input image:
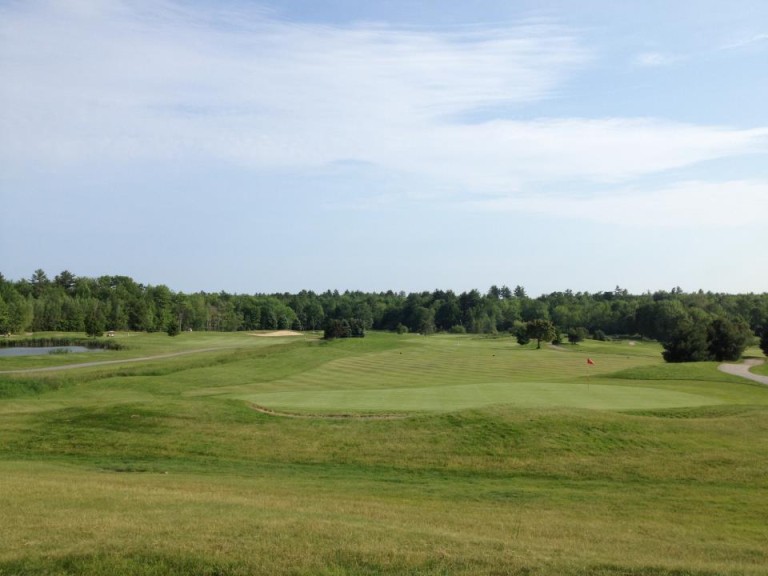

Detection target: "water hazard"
[0, 346, 100, 357]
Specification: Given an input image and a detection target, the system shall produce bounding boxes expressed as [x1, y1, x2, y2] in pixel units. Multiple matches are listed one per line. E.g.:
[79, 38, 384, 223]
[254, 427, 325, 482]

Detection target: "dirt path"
[0, 347, 234, 375]
[718, 358, 768, 386]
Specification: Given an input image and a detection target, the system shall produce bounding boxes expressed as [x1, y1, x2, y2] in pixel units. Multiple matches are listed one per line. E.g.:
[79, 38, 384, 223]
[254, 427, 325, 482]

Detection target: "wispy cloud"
[635, 51, 681, 67]
[719, 33, 768, 50]
[0, 1, 587, 162]
[464, 180, 768, 228]
[1, 1, 767, 212]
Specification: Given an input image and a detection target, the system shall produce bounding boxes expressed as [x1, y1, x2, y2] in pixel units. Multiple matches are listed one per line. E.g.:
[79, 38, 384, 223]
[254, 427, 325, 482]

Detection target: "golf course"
[1, 331, 767, 575]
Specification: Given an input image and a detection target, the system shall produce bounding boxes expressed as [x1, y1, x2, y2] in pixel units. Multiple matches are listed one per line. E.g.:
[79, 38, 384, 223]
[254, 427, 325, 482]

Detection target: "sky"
[1, 0, 767, 296]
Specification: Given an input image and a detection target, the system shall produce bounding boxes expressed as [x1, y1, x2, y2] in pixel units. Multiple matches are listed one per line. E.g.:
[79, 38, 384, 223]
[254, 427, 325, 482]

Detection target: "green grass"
[1, 332, 767, 575]
[752, 361, 768, 376]
[240, 381, 721, 413]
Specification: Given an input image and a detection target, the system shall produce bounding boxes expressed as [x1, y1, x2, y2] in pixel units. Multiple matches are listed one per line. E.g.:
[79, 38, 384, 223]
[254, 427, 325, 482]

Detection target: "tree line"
[1, 270, 766, 361]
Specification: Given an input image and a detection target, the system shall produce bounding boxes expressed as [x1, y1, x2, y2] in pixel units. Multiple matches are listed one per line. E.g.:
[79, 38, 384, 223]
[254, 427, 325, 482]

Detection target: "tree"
[349, 318, 365, 338]
[662, 320, 709, 362]
[30, 269, 50, 298]
[0, 295, 8, 333]
[526, 319, 556, 349]
[166, 319, 180, 337]
[415, 306, 436, 336]
[305, 301, 325, 331]
[567, 327, 589, 344]
[435, 298, 461, 332]
[84, 301, 106, 337]
[323, 318, 352, 339]
[760, 326, 768, 357]
[707, 317, 751, 362]
[636, 299, 689, 341]
[54, 270, 77, 295]
[5, 293, 33, 333]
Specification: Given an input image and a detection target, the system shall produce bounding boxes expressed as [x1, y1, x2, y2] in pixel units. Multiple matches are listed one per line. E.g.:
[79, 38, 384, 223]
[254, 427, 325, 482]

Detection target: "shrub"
[166, 321, 180, 337]
[324, 318, 365, 339]
[567, 327, 589, 344]
[592, 329, 609, 341]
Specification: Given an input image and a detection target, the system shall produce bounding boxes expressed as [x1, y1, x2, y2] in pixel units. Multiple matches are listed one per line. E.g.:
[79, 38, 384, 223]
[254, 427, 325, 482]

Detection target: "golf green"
[239, 380, 722, 413]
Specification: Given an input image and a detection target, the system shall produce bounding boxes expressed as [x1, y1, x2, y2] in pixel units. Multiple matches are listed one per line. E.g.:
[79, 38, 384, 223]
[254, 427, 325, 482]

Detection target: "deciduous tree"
[526, 319, 556, 349]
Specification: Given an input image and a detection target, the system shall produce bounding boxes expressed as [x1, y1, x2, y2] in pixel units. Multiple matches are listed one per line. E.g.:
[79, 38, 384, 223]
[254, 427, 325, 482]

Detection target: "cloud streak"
[1, 1, 767, 225]
[1, 2, 586, 160]
[464, 180, 768, 228]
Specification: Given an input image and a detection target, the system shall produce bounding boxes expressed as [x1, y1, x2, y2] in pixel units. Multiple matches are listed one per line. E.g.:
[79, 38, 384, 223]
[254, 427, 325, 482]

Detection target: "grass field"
[1, 331, 767, 575]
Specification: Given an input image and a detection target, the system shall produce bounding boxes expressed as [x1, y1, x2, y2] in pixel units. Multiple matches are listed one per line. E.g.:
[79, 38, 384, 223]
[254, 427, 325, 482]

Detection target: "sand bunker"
[252, 330, 304, 337]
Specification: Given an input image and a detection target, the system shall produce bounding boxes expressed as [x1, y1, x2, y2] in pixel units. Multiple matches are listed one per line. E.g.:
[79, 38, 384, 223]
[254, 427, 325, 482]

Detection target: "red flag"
[587, 358, 595, 365]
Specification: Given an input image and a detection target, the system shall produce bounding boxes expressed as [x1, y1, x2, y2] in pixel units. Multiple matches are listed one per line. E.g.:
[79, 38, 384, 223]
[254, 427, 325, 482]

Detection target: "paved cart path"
[718, 358, 768, 386]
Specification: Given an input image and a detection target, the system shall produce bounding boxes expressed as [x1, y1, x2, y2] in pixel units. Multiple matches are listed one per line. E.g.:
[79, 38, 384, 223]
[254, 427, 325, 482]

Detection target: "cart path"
[718, 358, 768, 385]
[0, 347, 237, 375]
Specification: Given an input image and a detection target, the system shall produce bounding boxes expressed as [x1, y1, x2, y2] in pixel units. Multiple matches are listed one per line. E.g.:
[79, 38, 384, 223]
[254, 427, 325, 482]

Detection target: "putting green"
[237, 381, 722, 413]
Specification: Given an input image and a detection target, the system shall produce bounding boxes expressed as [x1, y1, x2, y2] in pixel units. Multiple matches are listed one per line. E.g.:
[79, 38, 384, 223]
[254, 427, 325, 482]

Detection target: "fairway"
[216, 335, 726, 413]
[1, 331, 767, 576]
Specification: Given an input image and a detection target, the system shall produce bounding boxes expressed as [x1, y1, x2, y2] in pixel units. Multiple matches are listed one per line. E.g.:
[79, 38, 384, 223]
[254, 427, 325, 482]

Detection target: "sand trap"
[252, 330, 304, 337]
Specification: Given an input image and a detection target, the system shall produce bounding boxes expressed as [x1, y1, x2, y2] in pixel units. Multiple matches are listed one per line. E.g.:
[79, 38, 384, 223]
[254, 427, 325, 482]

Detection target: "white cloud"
[720, 33, 768, 50]
[465, 180, 768, 228]
[0, 1, 586, 162]
[1, 1, 767, 198]
[384, 119, 768, 190]
[635, 51, 681, 67]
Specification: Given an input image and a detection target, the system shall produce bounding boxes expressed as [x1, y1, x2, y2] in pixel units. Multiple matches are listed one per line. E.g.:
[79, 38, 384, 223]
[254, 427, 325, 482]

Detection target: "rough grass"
[1, 332, 767, 575]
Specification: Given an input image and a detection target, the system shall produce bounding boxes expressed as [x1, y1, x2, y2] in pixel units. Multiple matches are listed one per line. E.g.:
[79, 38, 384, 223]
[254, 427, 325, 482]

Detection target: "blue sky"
[1, 0, 766, 296]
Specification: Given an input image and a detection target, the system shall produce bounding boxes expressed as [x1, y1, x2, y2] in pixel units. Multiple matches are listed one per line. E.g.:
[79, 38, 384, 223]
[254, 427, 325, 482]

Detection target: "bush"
[166, 321, 180, 337]
[592, 329, 609, 341]
[324, 318, 365, 339]
[449, 325, 466, 334]
[662, 316, 751, 363]
[567, 327, 589, 344]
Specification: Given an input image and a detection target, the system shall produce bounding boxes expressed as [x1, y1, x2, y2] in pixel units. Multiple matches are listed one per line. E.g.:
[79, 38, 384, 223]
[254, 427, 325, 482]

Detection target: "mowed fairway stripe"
[238, 381, 721, 413]
[256, 345, 654, 393]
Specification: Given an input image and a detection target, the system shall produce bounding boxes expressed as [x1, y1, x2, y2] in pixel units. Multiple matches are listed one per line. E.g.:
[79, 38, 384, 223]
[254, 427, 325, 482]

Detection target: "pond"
[0, 346, 102, 357]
